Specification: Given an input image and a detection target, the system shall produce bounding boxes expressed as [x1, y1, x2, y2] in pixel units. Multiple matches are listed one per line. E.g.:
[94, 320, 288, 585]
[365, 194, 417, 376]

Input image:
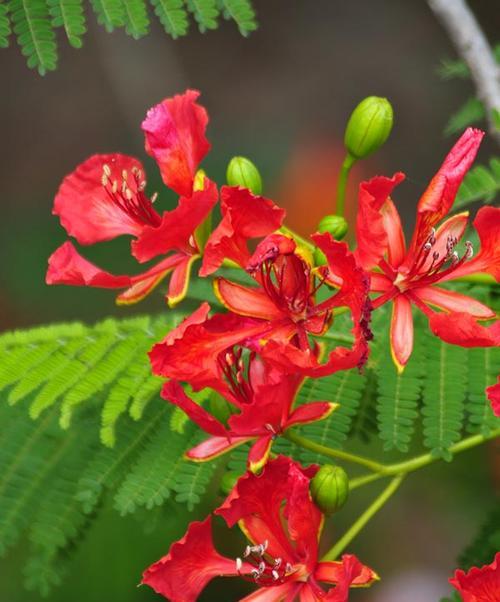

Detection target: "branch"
[428, 0, 500, 145]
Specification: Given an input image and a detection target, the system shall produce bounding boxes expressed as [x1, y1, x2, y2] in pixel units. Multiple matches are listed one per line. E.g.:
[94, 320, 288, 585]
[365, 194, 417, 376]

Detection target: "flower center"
[218, 347, 256, 404]
[236, 540, 295, 585]
[396, 228, 473, 290]
[101, 164, 162, 228]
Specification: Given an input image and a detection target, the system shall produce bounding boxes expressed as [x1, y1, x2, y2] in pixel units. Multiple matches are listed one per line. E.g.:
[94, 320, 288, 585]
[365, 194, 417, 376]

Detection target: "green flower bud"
[226, 156, 263, 195]
[344, 96, 393, 159]
[220, 471, 240, 495]
[310, 465, 349, 515]
[209, 392, 236, 424]
[318, 214, 349, 240]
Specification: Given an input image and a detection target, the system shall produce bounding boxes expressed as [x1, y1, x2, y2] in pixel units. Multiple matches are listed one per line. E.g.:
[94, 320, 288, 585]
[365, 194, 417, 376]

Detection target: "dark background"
[0, 1, 499, 600]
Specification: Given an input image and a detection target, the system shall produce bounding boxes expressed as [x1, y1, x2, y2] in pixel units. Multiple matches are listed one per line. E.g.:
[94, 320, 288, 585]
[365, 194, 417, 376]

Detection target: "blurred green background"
[1, 1, 499, 600]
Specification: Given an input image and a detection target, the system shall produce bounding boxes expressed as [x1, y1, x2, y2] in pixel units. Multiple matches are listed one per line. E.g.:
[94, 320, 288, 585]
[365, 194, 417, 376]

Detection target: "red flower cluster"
[46, 90, 500, 601]
[142, 457, 378, 602]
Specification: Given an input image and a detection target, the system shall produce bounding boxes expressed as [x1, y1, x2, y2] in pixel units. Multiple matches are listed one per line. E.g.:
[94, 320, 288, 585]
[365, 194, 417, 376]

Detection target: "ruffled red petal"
[429, 312, 500, 347]
[450, 552, 500, 602]
[200, 186, 286, 276]
[141, 517, 240, 602]
[132, 179, 218, 263]
[53, 153, 156, 244]
[142, 89, 210, 197]
[354, 172, 405, 270]
[321, 555, 379, 601]
[486, 377, 500, 418]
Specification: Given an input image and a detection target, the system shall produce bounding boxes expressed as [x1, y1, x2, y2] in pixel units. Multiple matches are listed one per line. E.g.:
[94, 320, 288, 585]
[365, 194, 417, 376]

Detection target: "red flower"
[47, 90, 215, 306]
[487, 376, 500, 418]
[450, 552, 500, 601]
[162, 353, 336, 473]
[142, 457, 378, 602]
[354, 128, 500, 371]
[205, 231, 370, 377]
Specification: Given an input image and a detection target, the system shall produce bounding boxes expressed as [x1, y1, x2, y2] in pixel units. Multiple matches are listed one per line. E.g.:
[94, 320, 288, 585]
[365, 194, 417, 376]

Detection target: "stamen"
[103, 164, 111, 177]
[272, 570, 279, 581]
[236, 558, 242, 572]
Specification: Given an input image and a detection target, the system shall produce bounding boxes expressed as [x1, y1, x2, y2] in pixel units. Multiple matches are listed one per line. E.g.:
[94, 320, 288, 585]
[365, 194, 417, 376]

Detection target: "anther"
[103, 164, 111, 177]
[122, 169, 128, 181]
[151, 192, 158, 203]
[465, 241, 474, 258]
[112, 180, 118, 194]
[285, 563, 293, 573]
[432, 251, 439, 261]
[236, 558, 242, 572]
[274, 558, 282, 569]
[101, 174, 108, 187]
[272, 570, 280, 581]
[243, 545, 251, 558]
[423, 242, 432, 252]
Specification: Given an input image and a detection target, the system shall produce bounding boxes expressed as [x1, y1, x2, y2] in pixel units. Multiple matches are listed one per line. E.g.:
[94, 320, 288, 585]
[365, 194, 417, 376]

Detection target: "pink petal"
[413, 286, 495, 318]
[142, 89, 210, 197]
[239, 582, 299, 602]
[417, 212, 469, 275]
[390, 295, 414, 372]
[286, 402, 338, 428]
[186, 435, 252, 461]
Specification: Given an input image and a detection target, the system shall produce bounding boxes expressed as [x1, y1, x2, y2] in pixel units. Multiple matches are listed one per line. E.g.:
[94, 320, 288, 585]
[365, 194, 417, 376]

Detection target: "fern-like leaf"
[90, 0, 125, 31]
[48, 0, 86, 48]
[0, 2, 11, 47]
[219, 0, 256, 36]
[422, 331, 468, 460]
[466, 346, 500, 435]
[376, 330, 423, 453]
[123, 0, 149, 38]
[444, 98, 485, 136]
[150, 0, 188, 37]
[458, 506, 500, 569]
[9, 0, 57, 74]
[454, 157, 500, 210]
[185, 0, 218, 31]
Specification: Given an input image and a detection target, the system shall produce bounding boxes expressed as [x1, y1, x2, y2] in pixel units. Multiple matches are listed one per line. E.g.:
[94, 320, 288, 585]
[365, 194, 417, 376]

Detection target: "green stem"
[279, 226, 315, 254]
[321, 475, 404, 561]
[336, 153, 356, 216]
[454, 273, 497, 285]
[284, 430, 386, 473]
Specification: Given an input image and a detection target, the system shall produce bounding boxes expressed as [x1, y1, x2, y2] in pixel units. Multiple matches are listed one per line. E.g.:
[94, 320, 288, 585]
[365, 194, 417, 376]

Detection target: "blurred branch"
[429, 0, 500, 146]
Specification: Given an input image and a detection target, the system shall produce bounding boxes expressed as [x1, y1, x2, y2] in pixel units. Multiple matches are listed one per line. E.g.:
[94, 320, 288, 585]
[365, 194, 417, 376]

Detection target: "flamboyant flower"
[487, 376, 500, 418]
[354, 128, 500, 371]
[142, 457, 378, 602]
[156, 230, 371, 380]
[46, 90, 216, 306]
[449, 552, 500, 601]
[162, 352, 337, 472]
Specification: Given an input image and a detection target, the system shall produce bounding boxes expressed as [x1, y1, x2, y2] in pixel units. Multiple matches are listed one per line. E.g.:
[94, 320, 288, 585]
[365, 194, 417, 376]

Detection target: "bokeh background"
[1, 1, 499, 600]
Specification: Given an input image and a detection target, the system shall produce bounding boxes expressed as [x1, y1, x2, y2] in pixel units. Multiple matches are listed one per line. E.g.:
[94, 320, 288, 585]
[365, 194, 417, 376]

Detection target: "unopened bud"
[344, 96, 393, 159]
[310, 465, 349, 515]
[209, 392, 236, 424]
[318, 215, 348, 240]
[226, 156, 263, 195]
[220, 471, 240, 495]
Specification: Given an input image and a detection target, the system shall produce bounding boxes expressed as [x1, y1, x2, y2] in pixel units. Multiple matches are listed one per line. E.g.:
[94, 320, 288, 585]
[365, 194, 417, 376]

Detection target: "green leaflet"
[454, 156, 500, 210]
[48, 0, 86, 48]
[123, 0, 149, 38]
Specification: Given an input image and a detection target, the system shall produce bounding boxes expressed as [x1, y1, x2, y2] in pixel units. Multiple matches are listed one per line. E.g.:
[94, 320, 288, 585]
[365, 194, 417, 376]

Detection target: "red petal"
[149, 309, 267, 391]
[142, 89, 210, 197]
[53, 154, 155, 244]
[161, 380, 227, 437]
[286, 402, 338, 428]
[186, 435, 252, 461]
[413, 286, 495, 319]
[214, 278, 282, 320]
[429, 312, 500, 347]
[408, 128, 484, 257]
[390, 295, 414, 372]
[132, 179, 218, 263]
[166, 254, 199, 308]
[246, 234, 297, 273]
[486, 377, 500, 418]
[247, 435, 274, 473]
[315, 558, 378, 586]
[354, 172, 405, 270]
[445, 206, 500, 281]
[46, 242, 183, 305]
[216, 457, 321, 568]
[299, 583, 324, 602]
[141, 517, 238, 602]
[239, 582, 299, 602]
[320, 555, 379, 601]
[200, 186, 286, 276]
[370, 272, 392, 292]
[450, 552, 500, 602]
